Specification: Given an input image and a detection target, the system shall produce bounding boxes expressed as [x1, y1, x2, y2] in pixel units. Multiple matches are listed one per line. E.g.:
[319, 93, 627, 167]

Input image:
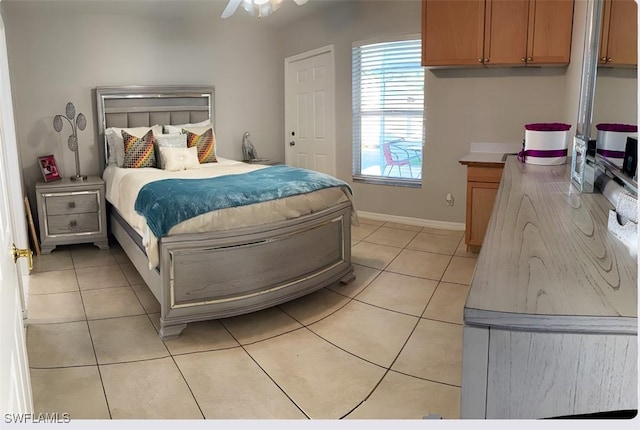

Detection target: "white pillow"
[180, 125, 214, 136]
[105, 125, 162, 167]
[155, 133, 187, 169]
[164, 120, 211, 134]
[155, 133, 187, 148]
[159, 146, 200, 171]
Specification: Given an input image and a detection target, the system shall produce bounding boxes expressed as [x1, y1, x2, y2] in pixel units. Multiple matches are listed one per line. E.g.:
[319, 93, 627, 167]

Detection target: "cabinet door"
[526, 0, 574, 65]
[422, 0, 486, 66]
[484, 0, 529, 66]
[600, 0, 637, 66]
[466, 181, 499, 246]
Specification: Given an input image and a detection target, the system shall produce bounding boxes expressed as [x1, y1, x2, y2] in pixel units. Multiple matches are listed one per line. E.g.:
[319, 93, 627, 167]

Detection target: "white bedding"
[103, 158, 353, 268]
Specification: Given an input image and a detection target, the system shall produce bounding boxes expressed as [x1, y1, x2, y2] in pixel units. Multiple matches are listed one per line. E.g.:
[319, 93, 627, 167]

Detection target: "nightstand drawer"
[47, 213, 99, 235]
[45, 192, 99, 216]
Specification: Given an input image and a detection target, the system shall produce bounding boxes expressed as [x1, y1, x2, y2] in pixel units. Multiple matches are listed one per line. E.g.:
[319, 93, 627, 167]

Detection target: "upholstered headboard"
[95, 85, 215, 170]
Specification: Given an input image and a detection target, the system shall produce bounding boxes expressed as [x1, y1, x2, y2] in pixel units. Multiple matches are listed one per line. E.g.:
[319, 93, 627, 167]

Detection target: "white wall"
[593, 68, 638, 133]
[3, 0, 636, 226]
[3, 0, 284, 207]
[279, 0, 577, 223]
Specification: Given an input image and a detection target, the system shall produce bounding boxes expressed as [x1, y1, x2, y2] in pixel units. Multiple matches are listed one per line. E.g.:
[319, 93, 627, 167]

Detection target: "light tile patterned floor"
[25, 218, 477, 420]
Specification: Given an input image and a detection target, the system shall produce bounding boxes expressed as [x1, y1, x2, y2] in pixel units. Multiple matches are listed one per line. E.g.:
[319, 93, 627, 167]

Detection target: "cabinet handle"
[69, 220, 77, 228]
[477, 58, 483, 63]
[484, 58, 489, 63]
[521, 57, 526, 62]
[527, 57, 533, 62]
[68, 201, 76, 209]
[600, 56, 607, 61]
[606, 58, 612, 63]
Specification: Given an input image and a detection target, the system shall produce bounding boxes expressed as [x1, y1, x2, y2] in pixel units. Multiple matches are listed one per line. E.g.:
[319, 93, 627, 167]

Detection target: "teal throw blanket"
[134, 165, 352, 238]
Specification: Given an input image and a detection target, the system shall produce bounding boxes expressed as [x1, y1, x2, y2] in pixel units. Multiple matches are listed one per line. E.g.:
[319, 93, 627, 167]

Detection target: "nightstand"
[35, 176, 109, 254]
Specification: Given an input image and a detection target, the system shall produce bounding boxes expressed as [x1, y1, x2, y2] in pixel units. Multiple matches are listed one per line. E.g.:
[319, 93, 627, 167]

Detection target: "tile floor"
[25, 218, 477, 420]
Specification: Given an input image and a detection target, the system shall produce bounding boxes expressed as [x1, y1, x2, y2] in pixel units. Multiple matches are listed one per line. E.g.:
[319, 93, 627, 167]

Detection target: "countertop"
[459, 142, 522, 166]
[464, 157, 638, 334]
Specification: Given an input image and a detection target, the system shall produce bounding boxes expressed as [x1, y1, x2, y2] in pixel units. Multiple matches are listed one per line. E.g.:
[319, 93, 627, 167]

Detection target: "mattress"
[103, 158, 353, 268]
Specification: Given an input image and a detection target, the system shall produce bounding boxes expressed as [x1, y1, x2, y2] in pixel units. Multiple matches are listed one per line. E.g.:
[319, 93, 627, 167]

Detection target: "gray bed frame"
[95, 85, 354, 339]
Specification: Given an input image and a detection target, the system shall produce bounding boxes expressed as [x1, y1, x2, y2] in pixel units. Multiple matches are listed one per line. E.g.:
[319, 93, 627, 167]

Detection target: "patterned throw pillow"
[122, 129, 156, 168]
[106, 125, 162, 167]
[185, 128, 217, 163]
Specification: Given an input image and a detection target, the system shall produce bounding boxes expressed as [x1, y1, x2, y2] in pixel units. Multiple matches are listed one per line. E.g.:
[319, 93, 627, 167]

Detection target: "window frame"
[352, 34, 425, 188]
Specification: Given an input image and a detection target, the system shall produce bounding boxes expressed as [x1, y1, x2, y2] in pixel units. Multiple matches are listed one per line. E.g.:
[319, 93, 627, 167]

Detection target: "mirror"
[592, 68, 637, 170]
[572, 0, 637, 194]
[572, 0, 602, 193]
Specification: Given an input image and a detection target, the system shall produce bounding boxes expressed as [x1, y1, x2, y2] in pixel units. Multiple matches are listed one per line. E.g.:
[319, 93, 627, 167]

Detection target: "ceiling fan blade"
[293, 0, 309, 5]
[221, 0, 243, 18]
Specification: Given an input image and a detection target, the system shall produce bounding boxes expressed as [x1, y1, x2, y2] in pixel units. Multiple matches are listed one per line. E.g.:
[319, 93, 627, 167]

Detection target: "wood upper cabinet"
[524, 0, 574, 65]
[422, 0, 574, 67]
[483, 0, 529, 65]
[599, 0, 637, 67]
[421, 0, 486, 66]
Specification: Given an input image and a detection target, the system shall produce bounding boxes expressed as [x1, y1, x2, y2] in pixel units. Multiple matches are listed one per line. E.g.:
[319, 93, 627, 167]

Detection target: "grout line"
[167, 354, 206, 419]
[76, 259, 165, 420]
[218, 322, 311, 419]
[339, 302, 427, 418]
[386, 368, 462, 389]
[78, 278, 113, 419]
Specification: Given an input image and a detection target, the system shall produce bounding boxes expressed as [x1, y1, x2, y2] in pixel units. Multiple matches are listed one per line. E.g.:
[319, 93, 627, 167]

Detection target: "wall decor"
[53, 102, 87, 181]
[37, 154, 61, 182]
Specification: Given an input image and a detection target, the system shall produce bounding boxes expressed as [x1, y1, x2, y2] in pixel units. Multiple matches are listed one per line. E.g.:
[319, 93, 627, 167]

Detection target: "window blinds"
[352, 38, 424, 178]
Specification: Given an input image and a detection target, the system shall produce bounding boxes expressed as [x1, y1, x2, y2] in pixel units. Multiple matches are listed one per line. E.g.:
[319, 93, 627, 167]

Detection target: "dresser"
[35, 176, 109, 254]
[461, 158, 637, 418]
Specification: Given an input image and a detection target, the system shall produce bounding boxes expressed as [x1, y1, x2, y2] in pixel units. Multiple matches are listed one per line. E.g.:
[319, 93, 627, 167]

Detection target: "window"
[352, 36, 424, 187]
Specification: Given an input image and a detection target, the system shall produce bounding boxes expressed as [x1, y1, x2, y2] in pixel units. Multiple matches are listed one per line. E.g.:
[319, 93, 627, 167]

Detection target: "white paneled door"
[0, 9, 32, 415]
[285, 45, 336, 176]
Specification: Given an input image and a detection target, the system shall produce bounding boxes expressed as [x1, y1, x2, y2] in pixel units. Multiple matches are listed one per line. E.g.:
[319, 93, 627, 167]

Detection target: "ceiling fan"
[221, 0, 309, 19]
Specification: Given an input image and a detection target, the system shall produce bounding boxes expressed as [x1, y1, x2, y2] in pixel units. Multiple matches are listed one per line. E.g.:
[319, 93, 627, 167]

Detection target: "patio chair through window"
[382, 138, 421, 178]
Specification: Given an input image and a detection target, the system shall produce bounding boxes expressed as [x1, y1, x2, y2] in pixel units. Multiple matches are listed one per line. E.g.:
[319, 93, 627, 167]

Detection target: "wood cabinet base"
[462, 164, 504, 249]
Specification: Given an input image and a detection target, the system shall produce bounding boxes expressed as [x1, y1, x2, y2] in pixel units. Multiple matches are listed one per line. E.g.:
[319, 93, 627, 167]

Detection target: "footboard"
[157, 201, 354, 339]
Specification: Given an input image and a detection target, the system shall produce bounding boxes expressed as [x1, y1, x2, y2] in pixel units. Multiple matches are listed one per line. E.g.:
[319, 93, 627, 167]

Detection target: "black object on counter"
[622, 137, 637, 178]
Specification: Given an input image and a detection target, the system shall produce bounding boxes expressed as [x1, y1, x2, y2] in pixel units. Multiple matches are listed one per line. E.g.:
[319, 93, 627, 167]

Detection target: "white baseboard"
[357, 211, 465, 231]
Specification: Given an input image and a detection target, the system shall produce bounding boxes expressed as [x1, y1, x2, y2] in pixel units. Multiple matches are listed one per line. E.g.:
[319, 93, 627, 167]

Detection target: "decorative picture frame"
[38, 154, 61, 182]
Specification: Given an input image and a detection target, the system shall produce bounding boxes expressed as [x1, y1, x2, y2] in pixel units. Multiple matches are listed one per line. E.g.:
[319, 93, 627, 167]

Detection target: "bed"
[95, 85, 355, 339]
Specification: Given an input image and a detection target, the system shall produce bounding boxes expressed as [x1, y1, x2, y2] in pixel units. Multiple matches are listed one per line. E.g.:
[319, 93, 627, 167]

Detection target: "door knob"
[289, 141, 296, 146]
[12, 243, 33, 271]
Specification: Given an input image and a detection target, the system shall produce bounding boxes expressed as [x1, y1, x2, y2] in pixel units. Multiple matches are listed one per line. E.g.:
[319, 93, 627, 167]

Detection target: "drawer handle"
[68, 201, 76, 209]
[69, 220, 77, 228]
